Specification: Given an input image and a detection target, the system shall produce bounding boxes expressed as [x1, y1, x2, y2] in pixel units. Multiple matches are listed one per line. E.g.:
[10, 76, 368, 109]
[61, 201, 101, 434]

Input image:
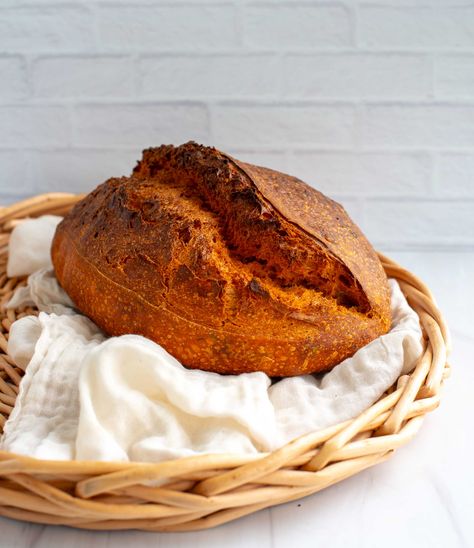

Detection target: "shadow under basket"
[0, 194, 451, 532]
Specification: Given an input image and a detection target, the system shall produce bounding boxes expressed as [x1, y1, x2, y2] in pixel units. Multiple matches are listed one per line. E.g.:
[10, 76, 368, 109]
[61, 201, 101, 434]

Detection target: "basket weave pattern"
[0, 195, 450, 532]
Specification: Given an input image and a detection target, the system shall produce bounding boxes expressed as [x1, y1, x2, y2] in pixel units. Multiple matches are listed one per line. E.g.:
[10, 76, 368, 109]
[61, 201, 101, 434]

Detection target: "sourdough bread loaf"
[51, 142, 391, 376]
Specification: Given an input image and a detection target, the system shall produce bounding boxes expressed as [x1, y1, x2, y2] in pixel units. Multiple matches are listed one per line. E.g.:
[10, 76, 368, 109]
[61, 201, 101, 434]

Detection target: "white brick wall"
[243, 5, 352, 48]
[359, 6, 474, 50]
[74, 103, 209, 147]
[0, 1, 473, 250]
[213, 104, 356, 147]
[98, 5, 239, 50]
[33, 56, 135, 98]
[0, 6, 94, 52]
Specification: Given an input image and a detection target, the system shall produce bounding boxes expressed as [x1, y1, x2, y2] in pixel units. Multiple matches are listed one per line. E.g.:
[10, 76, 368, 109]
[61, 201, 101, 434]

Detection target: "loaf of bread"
[52, 142, 391, 376]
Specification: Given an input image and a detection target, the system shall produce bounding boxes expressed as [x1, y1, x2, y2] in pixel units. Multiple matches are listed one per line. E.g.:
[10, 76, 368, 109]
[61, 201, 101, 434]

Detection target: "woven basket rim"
[0, 193, 451, 532]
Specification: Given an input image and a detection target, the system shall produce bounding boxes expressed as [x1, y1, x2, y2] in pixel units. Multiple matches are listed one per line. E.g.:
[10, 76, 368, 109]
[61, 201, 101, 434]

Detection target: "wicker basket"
[0, 194, 450, 532]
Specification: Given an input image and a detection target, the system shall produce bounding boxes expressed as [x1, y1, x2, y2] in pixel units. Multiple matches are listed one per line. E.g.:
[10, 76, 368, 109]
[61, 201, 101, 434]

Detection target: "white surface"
[2, 217, 422, 462]
[1, 2, 474, 250]
[0, 250, 473, 547]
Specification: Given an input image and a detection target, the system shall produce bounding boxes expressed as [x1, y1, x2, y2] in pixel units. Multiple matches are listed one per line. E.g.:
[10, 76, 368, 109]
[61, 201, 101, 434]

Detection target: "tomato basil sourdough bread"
[51, 142, 391, 376]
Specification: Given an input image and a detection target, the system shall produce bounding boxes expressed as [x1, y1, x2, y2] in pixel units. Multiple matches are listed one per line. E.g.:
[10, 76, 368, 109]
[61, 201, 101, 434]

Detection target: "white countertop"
[1, 251, 473, 548]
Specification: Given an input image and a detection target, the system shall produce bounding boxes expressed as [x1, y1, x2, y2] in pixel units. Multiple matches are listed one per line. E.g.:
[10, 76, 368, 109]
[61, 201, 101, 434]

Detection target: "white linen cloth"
[6, 215, 62, 278]
[0, 216, 423, 462]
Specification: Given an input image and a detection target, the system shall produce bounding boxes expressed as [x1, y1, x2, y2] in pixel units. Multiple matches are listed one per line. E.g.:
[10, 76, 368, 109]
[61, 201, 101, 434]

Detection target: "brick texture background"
[0, 1, 473, 250]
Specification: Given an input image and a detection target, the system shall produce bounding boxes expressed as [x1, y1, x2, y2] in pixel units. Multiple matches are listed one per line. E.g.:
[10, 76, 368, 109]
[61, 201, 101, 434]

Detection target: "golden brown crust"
[51, 142, 391, 376]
